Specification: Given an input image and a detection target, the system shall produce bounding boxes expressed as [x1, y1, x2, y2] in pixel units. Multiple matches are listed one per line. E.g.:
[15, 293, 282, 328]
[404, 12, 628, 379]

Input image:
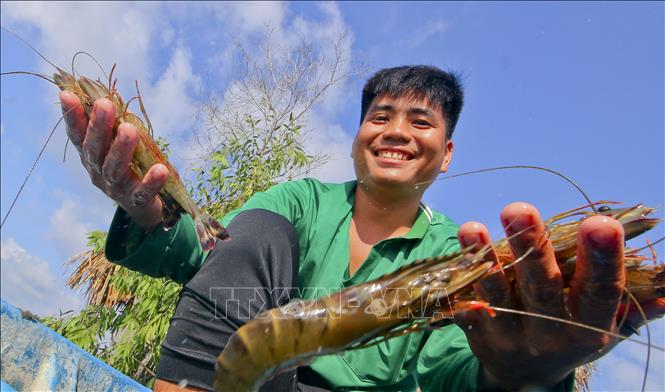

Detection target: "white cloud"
[293, 3, 357, 182]
[220, 2, 285, 34]
[161, 26, 175, 47]
[2, 2, 203, 177]
[143, 45, 201, 140]
[1, 237, 82, 317]
[398, 19, 448, 49]
[187, 2, 358, 181]
[300, 111, 355, 183]
[3, 1, 358, 177]
[289, 2, 356, 115]
[45, 197, 94, 259]
[1, 2, 159, 84]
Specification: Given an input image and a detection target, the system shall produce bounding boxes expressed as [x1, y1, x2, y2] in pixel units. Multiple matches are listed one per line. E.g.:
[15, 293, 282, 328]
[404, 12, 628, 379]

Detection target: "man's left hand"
[454, 202, 661, 389]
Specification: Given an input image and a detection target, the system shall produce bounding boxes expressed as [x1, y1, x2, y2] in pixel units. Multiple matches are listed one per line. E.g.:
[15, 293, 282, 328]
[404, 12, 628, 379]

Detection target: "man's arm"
[105, 208, 205, 283]
[103, 179, 317, 283]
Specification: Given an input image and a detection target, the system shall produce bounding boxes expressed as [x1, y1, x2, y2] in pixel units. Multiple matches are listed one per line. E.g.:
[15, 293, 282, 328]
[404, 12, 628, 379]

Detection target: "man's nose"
[382, 117, 411, 142]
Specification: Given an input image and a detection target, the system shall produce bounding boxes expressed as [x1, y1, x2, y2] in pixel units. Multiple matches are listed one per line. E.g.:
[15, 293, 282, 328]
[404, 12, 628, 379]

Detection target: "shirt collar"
[345, 180, 431, 240]
[403, 204, 432, 239]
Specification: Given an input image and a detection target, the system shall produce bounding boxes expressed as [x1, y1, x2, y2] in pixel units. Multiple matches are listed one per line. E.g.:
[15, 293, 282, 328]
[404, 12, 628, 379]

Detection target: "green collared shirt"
[106, 178, 574, 391]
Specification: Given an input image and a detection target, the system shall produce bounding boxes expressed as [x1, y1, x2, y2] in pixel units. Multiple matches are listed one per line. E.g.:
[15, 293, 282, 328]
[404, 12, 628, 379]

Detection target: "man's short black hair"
[360, 65, 464, 139]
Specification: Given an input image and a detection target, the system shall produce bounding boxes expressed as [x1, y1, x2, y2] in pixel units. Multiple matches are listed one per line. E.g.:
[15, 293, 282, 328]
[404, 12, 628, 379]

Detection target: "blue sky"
[1, 2, 663, 390]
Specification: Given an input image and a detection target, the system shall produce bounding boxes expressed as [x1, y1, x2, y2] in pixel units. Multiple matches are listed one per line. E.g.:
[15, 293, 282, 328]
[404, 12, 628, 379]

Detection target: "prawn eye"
[598, 205, 611, 213]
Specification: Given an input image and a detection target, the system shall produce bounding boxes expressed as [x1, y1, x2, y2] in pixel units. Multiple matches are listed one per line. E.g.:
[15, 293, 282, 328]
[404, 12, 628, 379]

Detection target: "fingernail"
[60, 90, 74, 101]
[461, 232, 482, 247]
[94, 99, 111, 114]
[155, 164, 168, 178]
[587, 226, 619, 248]
[503, 212, 533, 234]
[118, 129, 129, 143]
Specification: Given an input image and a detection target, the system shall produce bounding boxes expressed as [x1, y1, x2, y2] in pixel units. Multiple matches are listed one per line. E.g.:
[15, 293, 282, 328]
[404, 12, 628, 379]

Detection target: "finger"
[60, 91, 88, 150]
[501, 202, 565, 318]
[458, 222, 521, 351]
[569, 215, 625, 331]
[102, 123, 138, 188]
[458, 222, 512, 308]
[129, 163, 169, 208]
[82, 98, 116, 173]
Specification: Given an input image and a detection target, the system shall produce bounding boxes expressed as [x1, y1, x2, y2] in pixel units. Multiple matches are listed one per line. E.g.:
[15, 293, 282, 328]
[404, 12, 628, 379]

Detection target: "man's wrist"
[122, 204, 163, 232]
[105, 207, 152, 258]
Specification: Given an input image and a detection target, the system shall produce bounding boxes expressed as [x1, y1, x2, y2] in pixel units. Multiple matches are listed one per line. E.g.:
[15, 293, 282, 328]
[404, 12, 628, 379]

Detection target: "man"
[59, 66, 655, 391]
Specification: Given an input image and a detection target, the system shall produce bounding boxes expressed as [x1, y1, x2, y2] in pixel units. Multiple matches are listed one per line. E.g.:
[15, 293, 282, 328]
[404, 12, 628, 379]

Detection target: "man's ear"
[350, 133, 359, 159]
[439, 140, 454, 173]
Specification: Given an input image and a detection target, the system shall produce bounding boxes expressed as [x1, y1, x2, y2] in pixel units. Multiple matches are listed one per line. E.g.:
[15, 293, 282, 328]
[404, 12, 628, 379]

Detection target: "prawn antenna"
[106, 63, 119, 102]
[631, 236, 664, 254]
[63, 138, 71, 163]
[488, 306, 664, 352]
[1, 106, 75, 230]
[0, 71, 56, 85]
[135, 80, 154, 137]
[71, 51, 108, 82]
[121, 96, 141, 117]
[1, 26, 61, 71]
[418, 165, 599, 214]
[625, 290, 651, 392]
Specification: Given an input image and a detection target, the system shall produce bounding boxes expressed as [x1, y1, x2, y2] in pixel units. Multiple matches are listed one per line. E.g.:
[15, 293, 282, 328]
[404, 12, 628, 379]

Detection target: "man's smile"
[373, 148, 415, 162]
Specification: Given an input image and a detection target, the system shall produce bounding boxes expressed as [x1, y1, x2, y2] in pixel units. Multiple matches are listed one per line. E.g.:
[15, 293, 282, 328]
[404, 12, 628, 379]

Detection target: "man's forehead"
[369, 94, 441, 113]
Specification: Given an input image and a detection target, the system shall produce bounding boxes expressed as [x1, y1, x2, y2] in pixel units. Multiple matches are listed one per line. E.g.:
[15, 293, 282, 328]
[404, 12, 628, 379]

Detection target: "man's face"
[352, 94, 454, 196]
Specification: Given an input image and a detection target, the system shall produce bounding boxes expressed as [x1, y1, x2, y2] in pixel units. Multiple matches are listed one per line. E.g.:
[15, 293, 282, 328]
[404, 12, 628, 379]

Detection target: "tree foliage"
[194, 112, 311, 215]
[43, 28, 354, 387]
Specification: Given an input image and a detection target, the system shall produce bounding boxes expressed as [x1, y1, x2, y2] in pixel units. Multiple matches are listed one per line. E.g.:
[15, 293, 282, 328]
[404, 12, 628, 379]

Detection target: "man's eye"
[372, 116, 388, 123]
[413, 119, 431, 127]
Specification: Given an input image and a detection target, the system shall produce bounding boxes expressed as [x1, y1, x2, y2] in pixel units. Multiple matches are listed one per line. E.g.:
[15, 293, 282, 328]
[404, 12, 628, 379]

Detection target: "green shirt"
[106, 178, 574, 391]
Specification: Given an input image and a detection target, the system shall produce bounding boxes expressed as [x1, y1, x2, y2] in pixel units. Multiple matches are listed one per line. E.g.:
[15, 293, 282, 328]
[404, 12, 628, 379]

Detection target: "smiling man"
[59, 65, 651, 391]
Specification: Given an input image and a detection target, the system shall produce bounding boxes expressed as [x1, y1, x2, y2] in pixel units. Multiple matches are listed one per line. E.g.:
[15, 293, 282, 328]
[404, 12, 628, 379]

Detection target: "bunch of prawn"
[214, 203, 664, 391]
[53, 68, 230, 250]
[0, 29, 229, 250]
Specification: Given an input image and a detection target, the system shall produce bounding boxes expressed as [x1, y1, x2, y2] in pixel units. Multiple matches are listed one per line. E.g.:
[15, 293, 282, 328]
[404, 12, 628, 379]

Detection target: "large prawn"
[213, 203, 664, 391]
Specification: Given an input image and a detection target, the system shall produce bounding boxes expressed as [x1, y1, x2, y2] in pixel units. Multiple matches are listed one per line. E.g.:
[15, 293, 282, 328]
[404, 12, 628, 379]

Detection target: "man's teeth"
[378, 151, 410, 160]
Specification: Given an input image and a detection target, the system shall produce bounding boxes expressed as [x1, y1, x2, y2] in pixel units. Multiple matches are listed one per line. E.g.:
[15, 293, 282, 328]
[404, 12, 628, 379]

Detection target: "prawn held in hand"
[214, 203, 663, 391]
[53, 67, 230, 250]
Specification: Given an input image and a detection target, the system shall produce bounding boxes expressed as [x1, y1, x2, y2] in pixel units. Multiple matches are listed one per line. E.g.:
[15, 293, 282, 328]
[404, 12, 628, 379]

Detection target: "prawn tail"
[195, 213, 231, 251]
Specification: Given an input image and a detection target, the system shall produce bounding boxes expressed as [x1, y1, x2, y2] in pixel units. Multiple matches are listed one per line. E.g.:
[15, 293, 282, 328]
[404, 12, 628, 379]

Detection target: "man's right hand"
[60, 91, 168, 231]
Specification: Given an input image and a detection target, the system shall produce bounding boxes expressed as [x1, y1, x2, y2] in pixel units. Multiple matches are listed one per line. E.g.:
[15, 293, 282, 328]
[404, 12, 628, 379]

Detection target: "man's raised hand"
[60, 91, 168, 231]
[455, 202, 631, 389]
